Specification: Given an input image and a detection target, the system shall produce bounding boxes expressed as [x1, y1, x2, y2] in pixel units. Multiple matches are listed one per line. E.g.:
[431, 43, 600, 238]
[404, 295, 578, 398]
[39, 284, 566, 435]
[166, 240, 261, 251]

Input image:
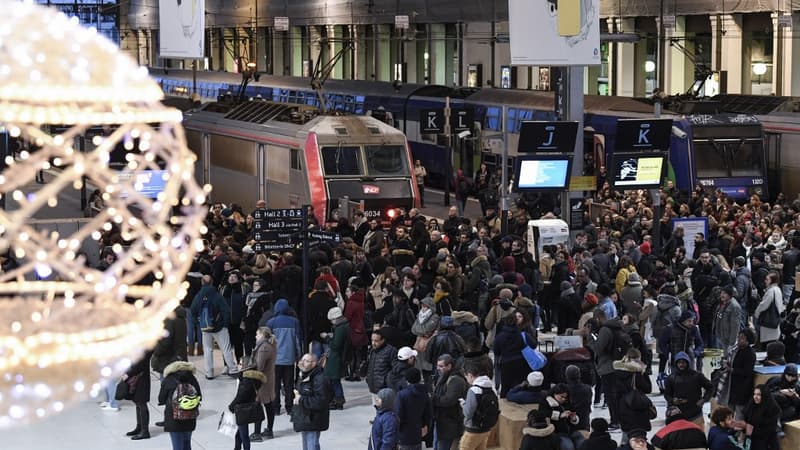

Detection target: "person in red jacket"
[651, 406, 708, 450]
[343, 278, 368, 381]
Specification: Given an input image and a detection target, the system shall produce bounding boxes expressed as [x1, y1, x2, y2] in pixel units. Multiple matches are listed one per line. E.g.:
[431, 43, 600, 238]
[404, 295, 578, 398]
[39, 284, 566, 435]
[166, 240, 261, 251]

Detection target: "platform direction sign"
[252, 208, 304, 252]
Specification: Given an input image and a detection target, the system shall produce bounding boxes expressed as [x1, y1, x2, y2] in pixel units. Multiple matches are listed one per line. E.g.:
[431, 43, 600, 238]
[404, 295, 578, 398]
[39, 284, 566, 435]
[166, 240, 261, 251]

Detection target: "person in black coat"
[578, 418, 617, 450]
[493, 313, 538, 398]
[229, 369, 267, 450]
[726, 329, 756, 416]
[151, 305, 189, 376]
[157, 361, 202, 450]
[396, 368, 433, 449]
[124, 350, 154, 440]
[743, 384, 782, 450]
[520, 409, 560, 450]
[291, 353, 331, 450]
[614, 349, 654, 435]
[307, 280, 337, 358]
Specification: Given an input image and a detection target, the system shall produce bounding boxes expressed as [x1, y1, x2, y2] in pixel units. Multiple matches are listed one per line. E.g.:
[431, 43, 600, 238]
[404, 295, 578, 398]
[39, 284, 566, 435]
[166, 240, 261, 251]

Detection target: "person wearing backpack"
[157, 361, 202, 450]
[538, 383, 584, 450]
[190, 275, 239, 380]
[613, 348, 655, 442]
[459, 359, 498, 450]
[591, 308, 629, 431]
[433, 354, 468, 450]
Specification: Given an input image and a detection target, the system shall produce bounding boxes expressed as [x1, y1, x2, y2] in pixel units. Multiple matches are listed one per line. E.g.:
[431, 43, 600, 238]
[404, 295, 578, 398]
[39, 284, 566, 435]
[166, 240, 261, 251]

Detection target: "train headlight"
[387, 208, 397, 219]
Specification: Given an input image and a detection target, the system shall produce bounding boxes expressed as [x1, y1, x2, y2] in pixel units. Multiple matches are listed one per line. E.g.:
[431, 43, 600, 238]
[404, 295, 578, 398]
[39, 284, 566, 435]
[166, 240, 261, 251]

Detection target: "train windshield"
[364, 145, 409, 176]
[321, 145, 362, 176]
[693, 138, 764, 178]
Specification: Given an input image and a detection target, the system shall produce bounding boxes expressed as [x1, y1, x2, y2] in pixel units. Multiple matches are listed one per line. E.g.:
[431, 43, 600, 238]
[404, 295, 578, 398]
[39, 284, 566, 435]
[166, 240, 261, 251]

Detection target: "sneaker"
[98, 401, 109, 408]
[155, 421, 165, 427]
[100, 405, 120, 412]
[249, 433, 263, 442]
[262, 430, 274, 439]
[205, 375, 215, 380]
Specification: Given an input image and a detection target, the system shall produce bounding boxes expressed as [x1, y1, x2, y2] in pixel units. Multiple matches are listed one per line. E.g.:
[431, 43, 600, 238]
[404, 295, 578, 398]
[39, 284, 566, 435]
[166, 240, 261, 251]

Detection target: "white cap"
[242, 245, 254, 254]
[527, 371, 544, 387]
[397, 347, 418, 361]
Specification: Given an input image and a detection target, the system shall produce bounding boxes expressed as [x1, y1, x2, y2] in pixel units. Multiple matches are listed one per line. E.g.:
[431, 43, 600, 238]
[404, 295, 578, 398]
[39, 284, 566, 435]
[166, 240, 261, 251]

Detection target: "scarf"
[434, 290, 449, 304]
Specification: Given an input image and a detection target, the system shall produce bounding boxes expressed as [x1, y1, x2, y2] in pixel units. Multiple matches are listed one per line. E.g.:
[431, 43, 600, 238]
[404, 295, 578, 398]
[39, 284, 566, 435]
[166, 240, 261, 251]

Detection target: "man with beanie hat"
[577, 418, 616, 450]
[663, 352, 714, 429]
[659, 310, 704, 370]
[369, 388, 399, 450]
[396, 368, 433, 450]
[765, 363, 800, 423]
[325, 306, 349, 410]
[507, 371, 547, 404]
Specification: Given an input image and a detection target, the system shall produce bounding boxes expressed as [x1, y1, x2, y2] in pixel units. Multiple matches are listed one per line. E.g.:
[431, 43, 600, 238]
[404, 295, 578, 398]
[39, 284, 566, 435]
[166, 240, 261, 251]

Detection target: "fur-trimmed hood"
[514, 296, 534, 308]
[243, 369, 267, 384]
[452, 310, 478, 324]
[163, 361, 195, 378]
[522, 424, 555, 436]
[613, 359, 647, 373]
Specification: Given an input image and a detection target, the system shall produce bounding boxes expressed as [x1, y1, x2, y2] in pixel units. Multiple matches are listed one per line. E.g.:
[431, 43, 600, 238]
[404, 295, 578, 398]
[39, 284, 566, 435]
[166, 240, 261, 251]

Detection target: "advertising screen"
[118, 170, 168, 199]
[612, 154, 665, 188]
[514, 156, 572, 191]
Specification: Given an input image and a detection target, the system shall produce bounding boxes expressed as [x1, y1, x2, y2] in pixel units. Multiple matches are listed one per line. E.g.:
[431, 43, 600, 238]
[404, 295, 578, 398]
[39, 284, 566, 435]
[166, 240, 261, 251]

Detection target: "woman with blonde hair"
[251, 254, 271, 278]
[250, 327, 277, 441]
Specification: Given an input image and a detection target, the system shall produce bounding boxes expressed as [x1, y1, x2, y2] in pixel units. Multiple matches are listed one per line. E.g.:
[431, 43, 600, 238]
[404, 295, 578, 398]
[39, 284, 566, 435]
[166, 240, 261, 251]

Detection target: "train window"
[365, 145, 408, 176]
[321, 145, 362, 176]
[694, 139, 765, 178]
[485, 107, 501, 131]
[291, 148, 302, 170]
[693, 141, 729, 178]
[728, 139, 764, 177]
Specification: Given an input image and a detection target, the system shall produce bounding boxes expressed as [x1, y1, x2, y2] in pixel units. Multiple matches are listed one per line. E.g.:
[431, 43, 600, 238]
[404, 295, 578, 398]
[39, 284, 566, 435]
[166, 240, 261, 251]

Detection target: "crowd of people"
[113, 180, 800, 450]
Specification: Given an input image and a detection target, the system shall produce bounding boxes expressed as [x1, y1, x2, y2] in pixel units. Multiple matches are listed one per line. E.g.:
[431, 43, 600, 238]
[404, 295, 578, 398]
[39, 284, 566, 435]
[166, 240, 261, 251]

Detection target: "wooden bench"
[495, 398, 538, 450]
[781, 419, 800, 450]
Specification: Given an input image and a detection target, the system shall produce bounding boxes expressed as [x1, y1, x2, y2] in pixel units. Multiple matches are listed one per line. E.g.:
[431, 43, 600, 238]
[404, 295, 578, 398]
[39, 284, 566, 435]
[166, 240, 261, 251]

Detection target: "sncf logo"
[363, 185, 380, 194]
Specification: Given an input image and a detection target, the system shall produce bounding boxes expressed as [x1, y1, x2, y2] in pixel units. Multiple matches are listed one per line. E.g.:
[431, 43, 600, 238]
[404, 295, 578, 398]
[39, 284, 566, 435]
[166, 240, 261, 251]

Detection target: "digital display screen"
[612, 154, 665, 188]
[514, 156, 572, 191]
[118, 170, 168, 199]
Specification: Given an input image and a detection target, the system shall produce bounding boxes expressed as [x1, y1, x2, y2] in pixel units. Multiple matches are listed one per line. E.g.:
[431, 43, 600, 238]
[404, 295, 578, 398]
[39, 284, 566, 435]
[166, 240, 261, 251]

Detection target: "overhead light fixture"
[644, 61, 656, 73]
[752, 63, 768, 76]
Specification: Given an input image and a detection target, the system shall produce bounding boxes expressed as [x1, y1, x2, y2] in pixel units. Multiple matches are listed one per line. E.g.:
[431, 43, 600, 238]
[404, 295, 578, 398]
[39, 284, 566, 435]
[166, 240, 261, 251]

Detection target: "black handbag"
[114, 374, 140, 400]
[759, 296, 781, 329]
[234, 402, 264, 425]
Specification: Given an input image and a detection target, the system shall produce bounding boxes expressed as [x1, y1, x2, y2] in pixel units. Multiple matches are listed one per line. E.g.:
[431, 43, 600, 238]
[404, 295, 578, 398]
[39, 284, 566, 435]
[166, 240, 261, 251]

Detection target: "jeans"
[186, 310, 202, 347]
[234, 424, 251, 450]
[302, 431, 321, 450]
[169, 431, 192, 450]
[311, 341, 329, 360]
[202, 328, 239, 377]
[783, 284, 794, 303]
[330, 378, 344, 401]
[104, 381, 119, 408]
[558, 431, 586, 450]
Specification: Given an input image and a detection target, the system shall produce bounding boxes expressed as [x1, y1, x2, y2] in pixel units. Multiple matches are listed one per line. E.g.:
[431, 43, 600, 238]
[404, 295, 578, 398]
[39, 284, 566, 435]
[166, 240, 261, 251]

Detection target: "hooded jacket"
[462, 375, 495, 432]
[228, 370, 267, 422]
[265, 299, 302, 365]
[369, 389, 399, 450]
[652, 294, 681, 343]
[651, 418, 708, 450]
[614, 358, 653, 431]
[157, 361, 202, 433]
[519, 423, 559, 450]
[538, 395, 579, 435]
[291, 365, 331, 432]
[592, 318, 624, 376]
[433, 370, 468, 440]
[663, 352, 714, 419]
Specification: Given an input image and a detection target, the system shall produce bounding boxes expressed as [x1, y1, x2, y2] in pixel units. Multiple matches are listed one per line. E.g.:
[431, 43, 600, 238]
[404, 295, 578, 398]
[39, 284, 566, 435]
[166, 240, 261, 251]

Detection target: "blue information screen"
[517, 159, 569, 189]
[119, 170, 167, 199]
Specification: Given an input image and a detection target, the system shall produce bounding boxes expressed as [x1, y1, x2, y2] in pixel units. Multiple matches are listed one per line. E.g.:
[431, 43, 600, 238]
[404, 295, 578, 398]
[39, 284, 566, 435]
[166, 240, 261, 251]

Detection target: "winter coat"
[727, 344, 755, 406]
[619, 284, 644, 320]
[743, 396, 782, 441]
[151, 306, 188, 374]
[344, 290, 369, 348]
[577, 431, 617, 450]
[265, 299, 303, 365]
[651, 419, 708, 450]
[754, 285, 785, 342]
[432, 371, 468, 440]
[126, 350, 153, 403]
[659, 322, 704, 368]
[664, 352, 714, 419]
[228, 370, 267, 421]
[484, 303, 515, 348]
[591, 318, 624, 376]
[462, 375, 495, 432]
[712, 299, 743, 351]
[614, 359, 653, 432]
[291, 365, 331, 432]
[519, 424, 560, 450]
[427, 328, 467, 368]
[494, 323, 537, 397]
[366, 343, 397, 394]
[538, 395, 579, 435]
[465, 255, 492, 304]
[411, 311, 439, 372]
[652, 294, 682, 347]
[252, 336, 276, 404]
[221, 282, 250, 327]
[369, 400, 399, 450]
[308, 290, 337, 342]
[452, 310, 481, 344]
[708, 425, 744, 450]
[566, 379, 593, 431]
[243, 290, 270, 335]
[616, 265, 637, 294]
[396, 383, 433, 445]
[506, 384, 546, 405]
[324, 320, 349, 380]
[189, 285, 231, 333]
[157, 361, 202, 432]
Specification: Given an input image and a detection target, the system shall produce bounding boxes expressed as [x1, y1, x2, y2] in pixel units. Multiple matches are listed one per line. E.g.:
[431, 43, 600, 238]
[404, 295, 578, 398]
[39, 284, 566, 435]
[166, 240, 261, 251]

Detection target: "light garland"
[0, 1, 207, 427]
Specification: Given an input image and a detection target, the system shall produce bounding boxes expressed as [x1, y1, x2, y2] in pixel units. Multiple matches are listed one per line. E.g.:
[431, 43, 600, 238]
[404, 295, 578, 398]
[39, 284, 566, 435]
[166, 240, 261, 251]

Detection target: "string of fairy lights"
[0, 0, 207, 427]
